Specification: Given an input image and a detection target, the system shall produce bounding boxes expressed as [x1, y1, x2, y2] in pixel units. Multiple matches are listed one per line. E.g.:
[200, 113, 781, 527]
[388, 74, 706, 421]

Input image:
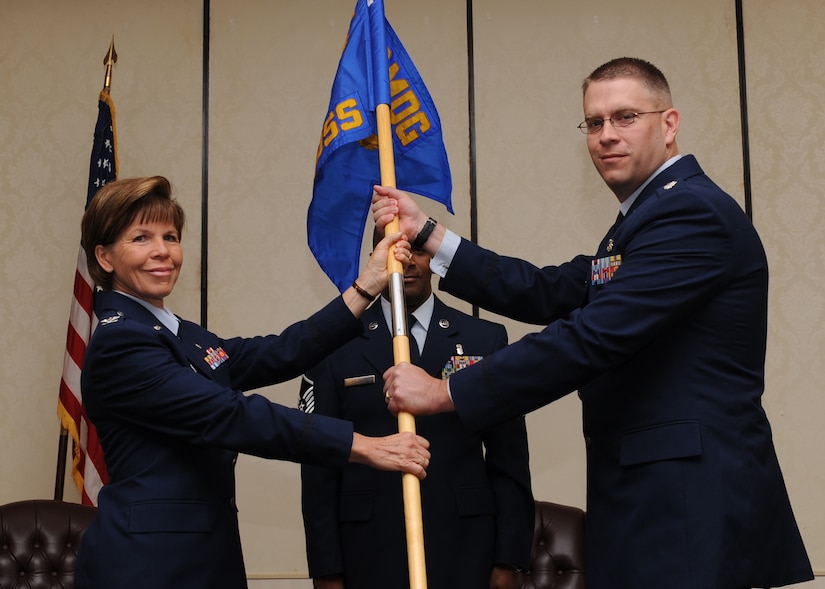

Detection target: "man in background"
[299, 232, 534, 589]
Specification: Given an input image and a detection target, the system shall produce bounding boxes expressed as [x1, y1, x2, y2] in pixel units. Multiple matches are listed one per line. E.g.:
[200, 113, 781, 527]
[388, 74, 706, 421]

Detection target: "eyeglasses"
[577, 110, 666, 134]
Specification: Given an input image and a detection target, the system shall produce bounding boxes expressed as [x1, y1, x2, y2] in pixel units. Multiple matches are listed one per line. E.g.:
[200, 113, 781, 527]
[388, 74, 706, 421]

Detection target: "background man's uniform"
[300, 295, 534, 588]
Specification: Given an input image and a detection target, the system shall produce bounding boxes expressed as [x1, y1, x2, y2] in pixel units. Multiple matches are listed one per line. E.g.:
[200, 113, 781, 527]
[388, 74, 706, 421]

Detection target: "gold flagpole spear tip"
[102, 36, 118, 93]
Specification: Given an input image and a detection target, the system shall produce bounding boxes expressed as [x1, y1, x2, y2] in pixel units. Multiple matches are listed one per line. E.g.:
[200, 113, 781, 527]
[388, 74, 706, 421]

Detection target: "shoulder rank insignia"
[99, 313, 122, 326]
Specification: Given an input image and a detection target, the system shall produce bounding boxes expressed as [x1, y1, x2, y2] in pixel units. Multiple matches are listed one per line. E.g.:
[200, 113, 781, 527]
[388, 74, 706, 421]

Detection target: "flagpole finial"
[102, 36, 117, 93]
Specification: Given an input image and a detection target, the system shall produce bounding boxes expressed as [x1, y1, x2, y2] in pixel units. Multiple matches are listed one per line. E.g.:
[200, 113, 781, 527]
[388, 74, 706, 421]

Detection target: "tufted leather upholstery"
[518, 500, 586, 589]
[0, 498, 583, 589]
[0, 499, 97, 589]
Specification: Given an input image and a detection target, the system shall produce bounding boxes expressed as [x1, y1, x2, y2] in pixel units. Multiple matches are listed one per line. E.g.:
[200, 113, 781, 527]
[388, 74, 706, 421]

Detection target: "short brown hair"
[583, 57, 672, 107]
[81, 176, 185, 290]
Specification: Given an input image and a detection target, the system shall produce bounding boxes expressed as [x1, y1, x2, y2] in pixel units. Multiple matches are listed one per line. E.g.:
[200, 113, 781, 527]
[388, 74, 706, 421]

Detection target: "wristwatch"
[411, 217, 437, 250]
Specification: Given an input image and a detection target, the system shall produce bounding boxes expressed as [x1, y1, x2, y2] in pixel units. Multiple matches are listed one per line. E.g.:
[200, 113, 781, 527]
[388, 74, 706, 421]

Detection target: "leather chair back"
[518, 500, 586, 589]
[0, 499, 97, 589]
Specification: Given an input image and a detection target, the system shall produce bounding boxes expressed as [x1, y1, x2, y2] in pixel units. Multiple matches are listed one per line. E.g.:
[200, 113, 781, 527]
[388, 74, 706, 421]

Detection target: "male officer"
[374, 57, 813, 589]
[299, 234, 533, 589]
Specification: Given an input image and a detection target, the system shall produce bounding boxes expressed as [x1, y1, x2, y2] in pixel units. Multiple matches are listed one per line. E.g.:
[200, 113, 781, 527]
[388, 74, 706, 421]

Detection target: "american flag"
[56, 90, 117, 505]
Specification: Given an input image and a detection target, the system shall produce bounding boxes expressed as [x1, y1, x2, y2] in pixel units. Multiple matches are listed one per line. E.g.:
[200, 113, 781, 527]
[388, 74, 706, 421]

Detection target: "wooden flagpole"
[376, 100, 428, 589]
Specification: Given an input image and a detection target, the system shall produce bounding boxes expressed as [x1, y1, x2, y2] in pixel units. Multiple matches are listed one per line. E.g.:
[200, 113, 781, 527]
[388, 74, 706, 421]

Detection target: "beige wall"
[1, 0, 822, 580]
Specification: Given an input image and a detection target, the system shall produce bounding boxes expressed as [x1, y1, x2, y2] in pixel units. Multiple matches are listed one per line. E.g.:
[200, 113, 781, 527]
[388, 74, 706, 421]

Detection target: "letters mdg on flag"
[315, 21, 445, 173]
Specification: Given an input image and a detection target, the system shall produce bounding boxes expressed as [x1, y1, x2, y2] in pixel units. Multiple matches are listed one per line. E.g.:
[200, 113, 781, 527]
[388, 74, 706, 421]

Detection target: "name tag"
[343, 375, 376, 387]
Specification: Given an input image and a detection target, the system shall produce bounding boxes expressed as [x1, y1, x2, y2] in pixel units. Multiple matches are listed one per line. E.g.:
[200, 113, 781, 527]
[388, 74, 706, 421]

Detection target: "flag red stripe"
[58, 379, 83, 421]
[64, 323, 87, 372]
[85, 422, 108, 483]
[72, 268, 94, 315]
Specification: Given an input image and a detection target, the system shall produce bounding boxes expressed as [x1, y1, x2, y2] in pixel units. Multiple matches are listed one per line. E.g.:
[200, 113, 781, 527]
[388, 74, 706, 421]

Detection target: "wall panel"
[745, 0, 825, 569]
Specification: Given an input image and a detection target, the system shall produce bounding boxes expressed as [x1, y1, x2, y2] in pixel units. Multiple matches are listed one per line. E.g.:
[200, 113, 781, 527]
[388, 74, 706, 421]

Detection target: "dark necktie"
[408, 315, 421, 364]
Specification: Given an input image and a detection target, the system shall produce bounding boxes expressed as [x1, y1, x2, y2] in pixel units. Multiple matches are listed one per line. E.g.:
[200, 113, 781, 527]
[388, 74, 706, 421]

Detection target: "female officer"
[74, 176, 428, 589]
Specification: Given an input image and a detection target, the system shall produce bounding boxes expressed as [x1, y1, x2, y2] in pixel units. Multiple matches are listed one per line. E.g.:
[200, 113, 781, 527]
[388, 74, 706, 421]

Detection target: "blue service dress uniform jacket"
[75, 290, 362, 589]
[300, 296, 534, 589]
[437, 155, 813, 589]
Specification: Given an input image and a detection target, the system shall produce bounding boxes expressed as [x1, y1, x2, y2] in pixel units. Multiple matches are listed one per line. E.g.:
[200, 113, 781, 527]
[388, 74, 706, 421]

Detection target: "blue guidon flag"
[308, 0, 453, 292]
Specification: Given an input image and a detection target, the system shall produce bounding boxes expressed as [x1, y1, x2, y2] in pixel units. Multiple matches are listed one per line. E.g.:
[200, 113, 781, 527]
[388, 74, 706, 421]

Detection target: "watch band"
[411, 217, 437, 250]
